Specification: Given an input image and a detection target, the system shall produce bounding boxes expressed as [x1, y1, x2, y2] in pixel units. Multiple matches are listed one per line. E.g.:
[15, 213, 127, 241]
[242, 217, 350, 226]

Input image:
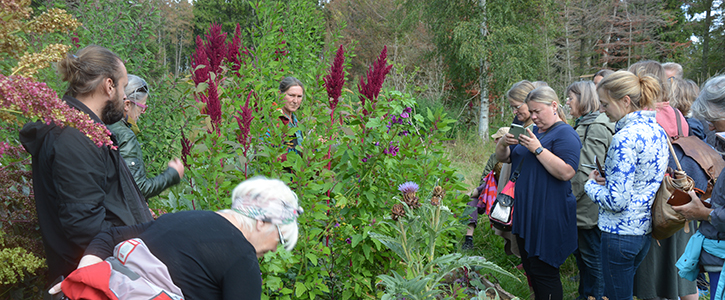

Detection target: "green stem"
[398, 219, 413, 275]
[1, 108, 22, 115]
[427, 205, 441, 278]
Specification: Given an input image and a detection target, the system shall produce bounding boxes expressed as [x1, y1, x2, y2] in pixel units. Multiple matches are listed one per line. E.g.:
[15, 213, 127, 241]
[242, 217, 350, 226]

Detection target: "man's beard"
[101, 96, 125, 124]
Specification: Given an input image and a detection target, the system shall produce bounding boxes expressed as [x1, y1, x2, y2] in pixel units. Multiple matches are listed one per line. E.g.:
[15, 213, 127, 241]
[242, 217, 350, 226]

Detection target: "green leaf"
[294, 281, 307, 297]
[351, 234, 363, 247]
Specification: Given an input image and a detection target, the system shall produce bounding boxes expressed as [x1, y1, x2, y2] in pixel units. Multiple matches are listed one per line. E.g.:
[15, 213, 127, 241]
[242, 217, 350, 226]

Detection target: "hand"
[501, 133, 519, 146]
[518, 128, 541, 153]
[168, 158, 185, 178]
[672, 190, 712, 221]
[588, 170, 605, 186]
[48, 255, 103, 295]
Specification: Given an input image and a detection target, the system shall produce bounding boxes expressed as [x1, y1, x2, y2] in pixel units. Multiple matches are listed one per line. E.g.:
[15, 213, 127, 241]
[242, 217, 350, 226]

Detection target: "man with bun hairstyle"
[19, 45, 154, 284]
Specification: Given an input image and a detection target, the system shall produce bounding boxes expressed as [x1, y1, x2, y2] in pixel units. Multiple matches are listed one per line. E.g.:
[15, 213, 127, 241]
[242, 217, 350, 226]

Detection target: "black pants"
[516, 235, 563, 300]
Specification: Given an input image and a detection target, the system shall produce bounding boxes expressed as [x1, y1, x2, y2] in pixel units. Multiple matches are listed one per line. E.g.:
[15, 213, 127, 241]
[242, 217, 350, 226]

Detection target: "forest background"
[1, 0, 723, 299]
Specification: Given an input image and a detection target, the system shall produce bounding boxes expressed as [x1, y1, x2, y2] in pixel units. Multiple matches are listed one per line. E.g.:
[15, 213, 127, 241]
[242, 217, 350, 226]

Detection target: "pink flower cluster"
[0, 74, 113, 148]
[323, 45, 345, 123]
[358, 46, 393, 116]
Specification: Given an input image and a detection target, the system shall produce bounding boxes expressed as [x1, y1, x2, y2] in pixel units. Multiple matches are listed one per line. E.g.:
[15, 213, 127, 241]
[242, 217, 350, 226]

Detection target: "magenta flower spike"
[357, 46, 393, 116]
[323, 45, 345, 123]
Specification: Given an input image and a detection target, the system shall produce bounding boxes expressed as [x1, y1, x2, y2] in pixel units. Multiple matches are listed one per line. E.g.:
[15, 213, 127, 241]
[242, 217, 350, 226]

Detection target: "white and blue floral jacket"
[585, 110, 669, 235]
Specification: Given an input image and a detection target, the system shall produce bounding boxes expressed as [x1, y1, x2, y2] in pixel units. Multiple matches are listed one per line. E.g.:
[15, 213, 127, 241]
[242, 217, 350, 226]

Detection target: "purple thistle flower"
[323, 45, 346, 122]
[398, 181, 419, 194]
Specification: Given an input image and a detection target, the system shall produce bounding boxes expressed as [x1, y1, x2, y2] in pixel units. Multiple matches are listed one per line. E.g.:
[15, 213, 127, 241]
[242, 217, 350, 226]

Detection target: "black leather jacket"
[107, 119, 180, 199]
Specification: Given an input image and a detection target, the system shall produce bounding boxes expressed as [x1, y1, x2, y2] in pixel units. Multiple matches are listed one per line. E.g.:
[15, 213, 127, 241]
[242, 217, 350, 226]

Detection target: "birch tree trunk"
[478, 0, 489, 141]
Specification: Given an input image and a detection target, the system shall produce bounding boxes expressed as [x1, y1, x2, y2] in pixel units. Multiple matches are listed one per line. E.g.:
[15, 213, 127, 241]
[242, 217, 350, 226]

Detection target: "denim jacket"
[585, 110, 669, 235]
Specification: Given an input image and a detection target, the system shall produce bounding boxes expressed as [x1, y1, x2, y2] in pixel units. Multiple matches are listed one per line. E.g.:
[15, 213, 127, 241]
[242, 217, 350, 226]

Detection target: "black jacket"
[107, 120, 180, 199]
[19, 94, 153, 282]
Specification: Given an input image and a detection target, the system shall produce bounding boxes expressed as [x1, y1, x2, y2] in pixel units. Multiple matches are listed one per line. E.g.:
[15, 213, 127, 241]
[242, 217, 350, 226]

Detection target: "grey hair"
[566, 81, 599, 115]
[279, 76, 304, 94]
[594, 69, 614, 80]
[692, 75, 725, 122]
[124, 74, 148, 102]
[662, 62, 684, 79]
[227, 176, 300, 251]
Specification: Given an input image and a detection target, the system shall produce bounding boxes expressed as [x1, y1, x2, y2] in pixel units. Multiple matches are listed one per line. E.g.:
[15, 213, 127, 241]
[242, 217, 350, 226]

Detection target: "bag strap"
[666, 138, 683, 172]
[510, 157, 525, 182]
[673, 106, 684, 137]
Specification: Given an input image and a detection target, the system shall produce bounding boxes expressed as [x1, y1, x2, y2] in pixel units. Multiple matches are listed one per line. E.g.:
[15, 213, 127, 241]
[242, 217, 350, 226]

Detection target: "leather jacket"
[107, 119, 180, 199]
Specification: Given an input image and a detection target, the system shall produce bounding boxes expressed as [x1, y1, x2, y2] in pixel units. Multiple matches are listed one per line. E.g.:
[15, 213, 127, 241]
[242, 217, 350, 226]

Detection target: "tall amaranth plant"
[323, 45, 346, 124]
[358, 46, 393, 117]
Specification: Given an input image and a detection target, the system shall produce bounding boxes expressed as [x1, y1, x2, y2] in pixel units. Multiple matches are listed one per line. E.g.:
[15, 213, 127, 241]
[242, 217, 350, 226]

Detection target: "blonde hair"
[597, 70, 661, 111]
[525, 86, 558, 106]
[667, 77, 699, 116]
[507, 80, 536, 103]
[566, 81, 599, 115]
[627, 60, 667, 102]
[57, 45, 123, 97]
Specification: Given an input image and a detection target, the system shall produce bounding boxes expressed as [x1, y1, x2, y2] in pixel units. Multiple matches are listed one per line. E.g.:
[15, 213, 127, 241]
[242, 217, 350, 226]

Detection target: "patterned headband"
[232, 195, 303, 225]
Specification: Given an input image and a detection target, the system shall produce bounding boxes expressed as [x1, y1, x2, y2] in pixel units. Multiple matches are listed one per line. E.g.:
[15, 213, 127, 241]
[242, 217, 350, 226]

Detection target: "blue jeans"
[574, 227, 604, 300]
[601, 232, 651, 300]
[710, 271, 720, 300]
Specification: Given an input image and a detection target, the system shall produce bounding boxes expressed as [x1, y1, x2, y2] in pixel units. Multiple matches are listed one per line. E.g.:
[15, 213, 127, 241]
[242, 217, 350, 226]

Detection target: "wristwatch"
[534, 147, 544, 156]
[708, 211, 713, 223]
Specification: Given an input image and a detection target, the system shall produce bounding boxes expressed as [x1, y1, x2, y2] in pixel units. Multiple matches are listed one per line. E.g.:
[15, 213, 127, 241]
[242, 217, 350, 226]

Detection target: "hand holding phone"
[509, 124, 526, 140]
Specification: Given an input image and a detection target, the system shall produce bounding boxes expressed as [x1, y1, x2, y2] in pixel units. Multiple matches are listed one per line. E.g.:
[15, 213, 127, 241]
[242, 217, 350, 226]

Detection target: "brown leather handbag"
[651, 139, 695, 240]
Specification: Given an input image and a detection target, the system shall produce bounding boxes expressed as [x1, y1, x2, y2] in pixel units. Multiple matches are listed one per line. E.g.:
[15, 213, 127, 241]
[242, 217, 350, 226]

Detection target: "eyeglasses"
[131, 100, 147, 113]
[132, 84, 149, 95]
[276, 224, 286, 246]
[511, 103, 524, 111]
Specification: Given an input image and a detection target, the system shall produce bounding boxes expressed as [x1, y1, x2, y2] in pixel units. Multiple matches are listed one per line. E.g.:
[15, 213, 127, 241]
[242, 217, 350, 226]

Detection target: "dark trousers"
[516, 235, 563, 300]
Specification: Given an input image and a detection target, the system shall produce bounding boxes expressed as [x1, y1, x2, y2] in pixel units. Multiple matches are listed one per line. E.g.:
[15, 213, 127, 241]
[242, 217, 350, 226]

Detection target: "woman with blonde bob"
[585, 70, 669, 300]
[496, 86, 581, 299]
[566, 80, 614, 300]
[51, 176, 302, 300]
[507, 80, 536, 128]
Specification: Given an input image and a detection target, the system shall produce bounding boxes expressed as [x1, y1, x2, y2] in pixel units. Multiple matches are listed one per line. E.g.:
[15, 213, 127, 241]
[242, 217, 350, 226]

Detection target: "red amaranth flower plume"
[323, 45, 345, 123]
[202, 79, 222, 135]
[228, 23, 243, 76]
[191, 35, 210, 86]
[358, 46, 392, 116]
[204, 23, 228, 75]
[235, 91, 254, 156]
[180, 128, 192, 168]
[0, 74, 113, 148]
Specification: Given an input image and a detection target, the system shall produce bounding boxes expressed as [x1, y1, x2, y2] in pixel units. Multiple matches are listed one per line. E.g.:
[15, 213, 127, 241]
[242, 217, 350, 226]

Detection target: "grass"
[446, 129, 580, 299]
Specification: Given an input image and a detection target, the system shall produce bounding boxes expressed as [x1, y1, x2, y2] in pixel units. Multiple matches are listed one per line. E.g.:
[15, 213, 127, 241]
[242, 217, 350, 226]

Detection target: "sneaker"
[462, 236, 474, 250]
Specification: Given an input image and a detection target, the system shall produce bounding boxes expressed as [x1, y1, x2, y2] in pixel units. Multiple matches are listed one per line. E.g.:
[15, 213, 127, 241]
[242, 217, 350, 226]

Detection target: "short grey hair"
[124, 74, 148, 102]
[692, 75, 725, 122]
[279, 76, 304, 94]
[221, 176, 300, 251]
[663, 62, 684, 79]
[566, 81, 599, 115]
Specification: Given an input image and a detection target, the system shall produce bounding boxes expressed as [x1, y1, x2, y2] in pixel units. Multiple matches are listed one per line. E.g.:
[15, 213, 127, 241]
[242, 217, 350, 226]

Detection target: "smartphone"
[595, 155, 605, 178]
[509, 123, 526, 140]
[716, 132, 725, 142]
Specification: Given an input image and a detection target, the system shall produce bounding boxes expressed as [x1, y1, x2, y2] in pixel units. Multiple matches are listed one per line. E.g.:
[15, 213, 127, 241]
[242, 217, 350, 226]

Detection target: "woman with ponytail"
[585, 70, 670, 300]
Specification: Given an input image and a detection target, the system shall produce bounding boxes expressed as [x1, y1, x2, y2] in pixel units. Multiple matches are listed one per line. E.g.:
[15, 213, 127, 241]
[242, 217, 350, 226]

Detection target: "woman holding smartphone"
[585, 70, 669, 299]
[495, 86, 581, 299]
